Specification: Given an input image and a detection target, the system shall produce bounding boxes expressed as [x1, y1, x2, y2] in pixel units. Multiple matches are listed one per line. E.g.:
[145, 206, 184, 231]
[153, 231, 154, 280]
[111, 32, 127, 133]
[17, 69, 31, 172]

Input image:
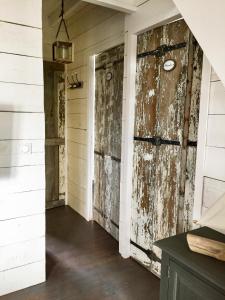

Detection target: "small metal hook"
[67, 73, 83, 89]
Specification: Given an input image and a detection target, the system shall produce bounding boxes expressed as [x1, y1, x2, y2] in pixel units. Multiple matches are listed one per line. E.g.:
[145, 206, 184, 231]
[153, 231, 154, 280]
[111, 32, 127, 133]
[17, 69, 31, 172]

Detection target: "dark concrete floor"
[1, 206, 159, 300]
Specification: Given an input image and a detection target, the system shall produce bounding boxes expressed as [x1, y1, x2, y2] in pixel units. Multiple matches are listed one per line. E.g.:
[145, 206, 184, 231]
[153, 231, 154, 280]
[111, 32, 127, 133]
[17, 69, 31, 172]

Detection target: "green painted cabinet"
[156, 227, 225, 300]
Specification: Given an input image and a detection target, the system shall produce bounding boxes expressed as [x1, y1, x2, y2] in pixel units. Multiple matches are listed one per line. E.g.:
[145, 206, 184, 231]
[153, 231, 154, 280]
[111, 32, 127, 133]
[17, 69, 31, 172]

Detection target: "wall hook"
[67, 73, 83, 89]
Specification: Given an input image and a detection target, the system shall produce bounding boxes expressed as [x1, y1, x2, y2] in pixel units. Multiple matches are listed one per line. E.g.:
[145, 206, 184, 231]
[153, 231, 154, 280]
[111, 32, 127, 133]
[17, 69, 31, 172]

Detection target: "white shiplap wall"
[201, 69, 225, 213]
[0, 0, 45, 296]
[65, 6, 125, 219]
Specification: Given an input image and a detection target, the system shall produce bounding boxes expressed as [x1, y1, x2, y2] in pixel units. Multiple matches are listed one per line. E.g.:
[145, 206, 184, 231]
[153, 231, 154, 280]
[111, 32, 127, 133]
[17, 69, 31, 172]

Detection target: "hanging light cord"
[55, 0, 70, 41]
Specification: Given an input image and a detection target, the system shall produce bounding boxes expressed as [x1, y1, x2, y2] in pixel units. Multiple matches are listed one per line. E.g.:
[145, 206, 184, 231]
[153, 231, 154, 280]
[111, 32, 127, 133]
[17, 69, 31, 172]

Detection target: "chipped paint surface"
[93, 45, 124, 240]
[132, 20, 203, 276]
[58, 80, 66, 202]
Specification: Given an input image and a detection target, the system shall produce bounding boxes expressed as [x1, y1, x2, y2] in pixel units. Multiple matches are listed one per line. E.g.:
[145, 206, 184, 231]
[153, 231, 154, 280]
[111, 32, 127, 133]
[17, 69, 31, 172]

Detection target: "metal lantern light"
[52, 0, 73, 64]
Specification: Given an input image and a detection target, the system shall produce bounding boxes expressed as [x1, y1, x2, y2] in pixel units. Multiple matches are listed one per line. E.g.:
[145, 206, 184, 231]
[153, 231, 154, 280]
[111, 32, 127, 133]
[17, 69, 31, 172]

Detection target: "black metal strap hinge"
[130, 240, 161, 263]
[94, 150, 121, 162]
[137, 42, 187, 59]
[134, 136, 180, 146]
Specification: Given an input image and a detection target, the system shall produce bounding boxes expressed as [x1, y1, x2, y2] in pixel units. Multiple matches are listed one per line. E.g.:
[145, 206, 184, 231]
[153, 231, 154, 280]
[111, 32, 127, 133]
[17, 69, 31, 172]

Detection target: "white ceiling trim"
[82, 0, 137, 13]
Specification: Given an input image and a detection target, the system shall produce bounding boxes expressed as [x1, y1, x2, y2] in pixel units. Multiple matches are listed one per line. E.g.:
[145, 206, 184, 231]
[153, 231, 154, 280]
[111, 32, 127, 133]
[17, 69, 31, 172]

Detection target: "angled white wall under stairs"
[0, 0, 45, 296]
[172, 0, 225, 87]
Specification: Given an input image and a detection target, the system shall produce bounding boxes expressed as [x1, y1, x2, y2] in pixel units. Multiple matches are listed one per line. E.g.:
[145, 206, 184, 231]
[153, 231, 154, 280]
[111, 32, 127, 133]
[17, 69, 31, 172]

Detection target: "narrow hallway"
[2, 207, 159, 300]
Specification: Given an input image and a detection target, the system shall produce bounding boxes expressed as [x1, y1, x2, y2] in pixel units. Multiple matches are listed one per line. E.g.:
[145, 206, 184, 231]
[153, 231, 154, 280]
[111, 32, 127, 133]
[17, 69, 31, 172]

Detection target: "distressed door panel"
[188, 42, 203, 142]
[94, 45, 124, 240]
[95, 69, 106, 154]
[132, 19, 203, 276]
[131, 141, 157, 249]
[44, 61, 65, 209]
[158, 48, 189, 142]
[135, 55, 159, 137]
[161, 19, 189, 46]
[154, 145, 181, 242]
[137, 26, 162, 55]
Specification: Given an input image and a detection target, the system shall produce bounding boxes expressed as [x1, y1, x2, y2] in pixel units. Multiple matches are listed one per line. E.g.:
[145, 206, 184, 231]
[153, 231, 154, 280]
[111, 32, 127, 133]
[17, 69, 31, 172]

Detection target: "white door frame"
[119, 0, 181, 258]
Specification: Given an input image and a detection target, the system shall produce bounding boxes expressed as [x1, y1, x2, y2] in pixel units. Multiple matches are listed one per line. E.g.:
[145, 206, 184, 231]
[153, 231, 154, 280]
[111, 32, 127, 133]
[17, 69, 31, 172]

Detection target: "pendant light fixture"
[52, 0, 73, 64]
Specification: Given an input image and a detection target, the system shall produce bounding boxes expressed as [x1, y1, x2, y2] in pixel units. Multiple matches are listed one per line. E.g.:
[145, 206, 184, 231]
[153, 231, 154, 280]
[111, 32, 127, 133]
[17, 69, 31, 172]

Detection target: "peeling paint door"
[44, 62, 66, 209]
[131, 20, 203, 275]
[94, 45, 124, 240]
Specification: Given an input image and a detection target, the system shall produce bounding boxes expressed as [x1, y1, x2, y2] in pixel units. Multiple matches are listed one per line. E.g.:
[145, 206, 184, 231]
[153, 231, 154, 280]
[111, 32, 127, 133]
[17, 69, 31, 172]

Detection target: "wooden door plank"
[135, 55, 159, 138]
[158, 47, 188, 142]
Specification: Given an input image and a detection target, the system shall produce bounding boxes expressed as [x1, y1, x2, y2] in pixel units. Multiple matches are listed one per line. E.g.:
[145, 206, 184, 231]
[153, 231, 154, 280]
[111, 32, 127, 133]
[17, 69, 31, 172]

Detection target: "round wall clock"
[163, 59, 176, 71]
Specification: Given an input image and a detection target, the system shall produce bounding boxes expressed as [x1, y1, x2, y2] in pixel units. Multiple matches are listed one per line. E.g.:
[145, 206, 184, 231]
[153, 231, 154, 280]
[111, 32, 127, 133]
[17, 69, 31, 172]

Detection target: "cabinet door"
[168, 261, 224, 300]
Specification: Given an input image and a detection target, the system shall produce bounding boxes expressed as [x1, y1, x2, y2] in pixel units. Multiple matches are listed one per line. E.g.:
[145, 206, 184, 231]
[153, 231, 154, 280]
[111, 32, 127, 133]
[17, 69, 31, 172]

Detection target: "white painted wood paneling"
[0, 22, 42, 57]
[0, 54, 43, 85]
[73, 13, 124, 53]
[67, 85, 88, 100]
[0, 190, 45, 220]
[67, 140, 87, 160]
[67, 128, 87, 144]
[68, 155, 87, 188]
[207, 115, 225, 147]
[0, 82, 44, 112]
[0, 113, 44, 140]
[0, 140, 44, 155]
[68, 179, 87, 201]
[204, 147, 225, 181]
[0, 237, 45, 272]
[0, 140, 44, 167]
[209, 80, 225, 114]
[67, 99, 87, 113]
[202, 177, 225, 209]
[0, 214, 45, 247]
[0, 260, 45, 296]
[67, 113, 87, 129]
[0, 0, 42, 28]
[0, 165, 45, 193]
[68, 192, 87, 216]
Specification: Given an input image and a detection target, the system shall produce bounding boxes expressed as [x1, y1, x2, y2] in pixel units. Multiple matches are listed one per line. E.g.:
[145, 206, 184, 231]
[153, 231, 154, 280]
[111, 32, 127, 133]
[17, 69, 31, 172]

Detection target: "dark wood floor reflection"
[2, 206, 159, 300]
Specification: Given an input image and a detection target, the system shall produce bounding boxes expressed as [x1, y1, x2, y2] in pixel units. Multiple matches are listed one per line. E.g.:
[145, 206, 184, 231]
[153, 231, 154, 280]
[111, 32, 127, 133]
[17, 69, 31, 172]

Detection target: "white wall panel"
[207, 115, 225, 147]
[0, 112, 44, 140]
[67, 100, 87, 113]
[202, 177, 225, 209]
[0, 190, 45, 220]
[0, 214, 45, 247]
[0, 237, 45, 272]
[0, 165, 45, 193]
[0, 261, 45, 297]
[67, 140, 87, 160]
[0, 0, 42, 28]
[0, 54, 43, 85]
[204, 147, 225, 181]
[209, 80, 225, 114]
[67, 113, 87, 129]
[67, 128, 87, 145]
[0, 82, 44, 112]
[0, 22, 42, 57]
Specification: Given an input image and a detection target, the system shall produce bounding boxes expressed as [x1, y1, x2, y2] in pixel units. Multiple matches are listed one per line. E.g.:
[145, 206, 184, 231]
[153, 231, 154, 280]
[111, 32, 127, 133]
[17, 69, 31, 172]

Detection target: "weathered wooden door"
[44, 61, 66, 209]
[131, 20, 203, 275]
[93, 45, 124, 240]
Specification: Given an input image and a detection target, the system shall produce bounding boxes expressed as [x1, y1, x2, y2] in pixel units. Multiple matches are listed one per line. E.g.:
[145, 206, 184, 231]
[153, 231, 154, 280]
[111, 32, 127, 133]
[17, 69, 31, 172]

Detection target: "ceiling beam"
[82, 0, 137, 13]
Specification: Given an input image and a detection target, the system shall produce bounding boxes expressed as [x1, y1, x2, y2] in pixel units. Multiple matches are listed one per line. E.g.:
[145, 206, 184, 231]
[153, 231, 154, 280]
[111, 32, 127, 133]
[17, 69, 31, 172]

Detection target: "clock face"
[106, 72, 112, 81]
[163, 59, 176, 71]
